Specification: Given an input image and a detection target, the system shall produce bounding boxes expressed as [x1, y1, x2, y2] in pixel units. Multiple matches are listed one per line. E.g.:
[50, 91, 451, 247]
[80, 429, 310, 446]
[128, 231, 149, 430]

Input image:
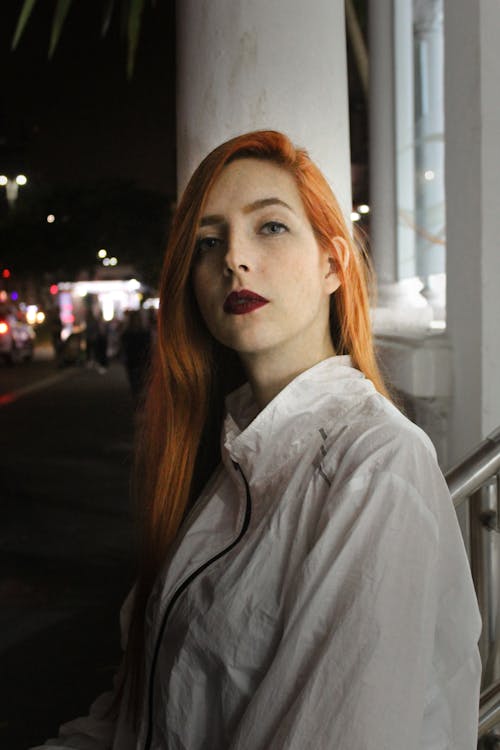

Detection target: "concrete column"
[445, 0, 500, 463]
[176, 0, 352, 222]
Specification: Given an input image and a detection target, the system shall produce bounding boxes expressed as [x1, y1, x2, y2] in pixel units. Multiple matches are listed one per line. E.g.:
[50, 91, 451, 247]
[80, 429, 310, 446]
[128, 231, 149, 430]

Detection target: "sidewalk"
[0, 360, 136, 749]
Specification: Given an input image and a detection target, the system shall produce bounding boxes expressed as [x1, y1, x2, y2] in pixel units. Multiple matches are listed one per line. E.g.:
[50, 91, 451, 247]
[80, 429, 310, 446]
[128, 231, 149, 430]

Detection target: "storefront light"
[26, 305, 38, 325]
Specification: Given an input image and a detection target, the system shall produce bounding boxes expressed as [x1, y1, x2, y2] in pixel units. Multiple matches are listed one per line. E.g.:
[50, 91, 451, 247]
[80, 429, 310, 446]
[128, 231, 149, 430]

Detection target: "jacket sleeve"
[29, 588, 136, 750]
[229, 458, 481, 750]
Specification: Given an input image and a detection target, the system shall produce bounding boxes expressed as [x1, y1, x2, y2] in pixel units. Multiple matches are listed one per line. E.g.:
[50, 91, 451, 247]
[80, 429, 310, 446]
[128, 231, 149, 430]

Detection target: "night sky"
[1, 2, 176, 196]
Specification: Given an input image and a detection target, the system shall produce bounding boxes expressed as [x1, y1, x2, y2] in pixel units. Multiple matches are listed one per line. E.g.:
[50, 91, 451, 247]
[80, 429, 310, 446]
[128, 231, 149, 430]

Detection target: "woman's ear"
[324, 236, 350, 293]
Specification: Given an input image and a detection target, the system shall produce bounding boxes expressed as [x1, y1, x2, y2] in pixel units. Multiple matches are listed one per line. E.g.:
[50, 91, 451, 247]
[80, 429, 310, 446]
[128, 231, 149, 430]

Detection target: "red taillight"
[0, 322, 9, 335]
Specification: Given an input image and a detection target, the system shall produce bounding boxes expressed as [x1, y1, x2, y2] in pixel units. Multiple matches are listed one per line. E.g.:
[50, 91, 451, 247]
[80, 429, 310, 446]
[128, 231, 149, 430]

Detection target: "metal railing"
[445, 426, 500, 744]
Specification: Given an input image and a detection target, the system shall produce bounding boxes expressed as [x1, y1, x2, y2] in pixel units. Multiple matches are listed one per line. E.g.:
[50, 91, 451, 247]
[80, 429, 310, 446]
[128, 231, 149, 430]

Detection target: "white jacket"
[35, 356, 482, 750]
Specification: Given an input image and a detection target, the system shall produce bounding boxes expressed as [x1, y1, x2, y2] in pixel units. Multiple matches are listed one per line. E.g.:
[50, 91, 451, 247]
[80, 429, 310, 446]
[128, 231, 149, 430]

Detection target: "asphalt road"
[0, 346, 137, 749]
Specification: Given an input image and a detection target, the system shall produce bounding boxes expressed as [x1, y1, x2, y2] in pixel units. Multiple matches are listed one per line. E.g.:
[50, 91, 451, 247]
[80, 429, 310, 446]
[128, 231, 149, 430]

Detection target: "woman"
[35, 131, 481, 749]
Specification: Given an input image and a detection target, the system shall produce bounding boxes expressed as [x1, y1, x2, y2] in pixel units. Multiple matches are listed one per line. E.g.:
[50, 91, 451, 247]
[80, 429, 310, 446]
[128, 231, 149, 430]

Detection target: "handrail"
[444, 426, 500, 745]
[479, 679, 500, 738]
[446, 426, 500, 508]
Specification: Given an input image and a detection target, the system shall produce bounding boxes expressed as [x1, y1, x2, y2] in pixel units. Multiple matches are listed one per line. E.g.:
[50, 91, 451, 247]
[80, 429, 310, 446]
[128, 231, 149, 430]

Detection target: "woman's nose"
[223, 232, 251, 276]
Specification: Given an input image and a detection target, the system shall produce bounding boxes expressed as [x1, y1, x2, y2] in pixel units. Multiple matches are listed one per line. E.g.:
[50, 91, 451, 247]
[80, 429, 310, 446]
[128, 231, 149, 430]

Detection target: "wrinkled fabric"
[35, 356, 481, 750]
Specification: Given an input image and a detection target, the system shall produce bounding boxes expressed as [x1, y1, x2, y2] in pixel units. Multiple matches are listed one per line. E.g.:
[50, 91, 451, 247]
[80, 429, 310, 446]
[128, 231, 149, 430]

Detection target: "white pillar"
[369, 0, 397, 288]
[414, 2, 445, 283]
[445, 0, 500, 463]
[176, 0, 352, 222]
[370, 0, 432, 331]
[394, 0, 416, 281]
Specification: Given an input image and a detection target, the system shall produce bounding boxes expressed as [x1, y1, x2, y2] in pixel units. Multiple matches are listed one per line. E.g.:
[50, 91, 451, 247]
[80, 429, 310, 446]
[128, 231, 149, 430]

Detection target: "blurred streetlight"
[109, 257, 118, 266]
[98, 248, 107, 259]
[0, 173, 29, 208]
[47, 214, 56, 223]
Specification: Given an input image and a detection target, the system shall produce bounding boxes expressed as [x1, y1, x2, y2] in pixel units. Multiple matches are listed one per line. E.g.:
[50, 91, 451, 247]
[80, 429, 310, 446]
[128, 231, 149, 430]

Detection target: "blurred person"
[47, 305, 63, 360]
[32, 131, 481, 750]
[107, 316, 124, 361]
[84, 309, 99, 367]
[95, 312, 109, 373]
[121, 309, 152, 403]
[146, 306, 158, 347]
[85, 309, 108, 373]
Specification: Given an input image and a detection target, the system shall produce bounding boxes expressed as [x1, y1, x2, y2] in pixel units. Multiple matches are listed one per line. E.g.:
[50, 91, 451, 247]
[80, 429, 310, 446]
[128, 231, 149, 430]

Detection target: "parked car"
[0, 313, 36, 364]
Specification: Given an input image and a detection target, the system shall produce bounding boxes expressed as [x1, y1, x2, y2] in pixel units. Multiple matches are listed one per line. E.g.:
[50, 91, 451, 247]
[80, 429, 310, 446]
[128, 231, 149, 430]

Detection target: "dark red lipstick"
[223, 289, 269, 315]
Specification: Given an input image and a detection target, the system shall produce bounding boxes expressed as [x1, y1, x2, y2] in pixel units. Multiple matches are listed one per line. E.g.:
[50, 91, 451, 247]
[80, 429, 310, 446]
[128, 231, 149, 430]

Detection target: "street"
[0, 345, 136, 749]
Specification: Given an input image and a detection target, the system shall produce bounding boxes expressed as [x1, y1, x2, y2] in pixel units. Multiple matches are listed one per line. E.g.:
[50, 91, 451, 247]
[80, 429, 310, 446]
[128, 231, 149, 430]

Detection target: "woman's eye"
[195, 236, 221, 255]
[261, 221, 288, 235]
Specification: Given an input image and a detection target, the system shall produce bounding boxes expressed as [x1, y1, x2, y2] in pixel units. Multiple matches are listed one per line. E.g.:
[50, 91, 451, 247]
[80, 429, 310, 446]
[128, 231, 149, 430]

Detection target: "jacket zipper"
[143, 462, 252, 750]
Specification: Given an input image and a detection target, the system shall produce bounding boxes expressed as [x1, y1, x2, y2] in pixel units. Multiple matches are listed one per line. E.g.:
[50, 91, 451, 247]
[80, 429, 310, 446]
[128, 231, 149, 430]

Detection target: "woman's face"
[191, 158, 341, 368]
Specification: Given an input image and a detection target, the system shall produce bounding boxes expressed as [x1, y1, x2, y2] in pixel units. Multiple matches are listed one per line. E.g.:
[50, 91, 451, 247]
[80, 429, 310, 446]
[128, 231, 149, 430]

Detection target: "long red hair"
[124, 130, 391, 717]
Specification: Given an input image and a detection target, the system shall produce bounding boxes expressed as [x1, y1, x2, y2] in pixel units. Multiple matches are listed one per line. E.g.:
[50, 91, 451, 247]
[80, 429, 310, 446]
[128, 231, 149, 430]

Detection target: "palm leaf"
[48, 0, 73, 58]
[12, 0, 153, 77]
[11, 0, 38, 50]
[127, 0, 146, 79]
[101, 0, 116, 37]
[345, 0, 369, 100]
[119, 0, 129, 39]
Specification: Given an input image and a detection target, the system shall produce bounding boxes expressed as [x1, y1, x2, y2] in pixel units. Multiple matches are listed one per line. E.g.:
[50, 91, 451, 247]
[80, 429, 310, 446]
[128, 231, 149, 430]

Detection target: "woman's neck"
[240, 337, 336, 411]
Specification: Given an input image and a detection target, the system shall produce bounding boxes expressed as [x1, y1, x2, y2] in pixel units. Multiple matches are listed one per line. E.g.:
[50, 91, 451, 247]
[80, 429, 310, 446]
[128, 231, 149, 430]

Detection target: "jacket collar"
[222, 355, 376, 482]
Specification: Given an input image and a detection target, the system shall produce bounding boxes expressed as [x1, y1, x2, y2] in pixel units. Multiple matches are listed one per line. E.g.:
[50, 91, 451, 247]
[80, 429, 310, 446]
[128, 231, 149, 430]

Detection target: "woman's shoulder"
[320, 390, 445, 503]
[326, 387, 434, 452]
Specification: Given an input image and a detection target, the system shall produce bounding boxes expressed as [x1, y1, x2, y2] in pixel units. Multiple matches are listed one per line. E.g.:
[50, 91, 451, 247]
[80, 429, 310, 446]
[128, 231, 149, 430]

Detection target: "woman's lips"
[223, 289, 269, 315]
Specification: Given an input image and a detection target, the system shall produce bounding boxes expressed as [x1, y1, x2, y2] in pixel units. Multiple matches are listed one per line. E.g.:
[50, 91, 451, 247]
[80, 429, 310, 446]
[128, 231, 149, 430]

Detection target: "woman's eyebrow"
[199, 197, 295, 227]
[243, 197, 295, 214]
[199, 214, 225, 227]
